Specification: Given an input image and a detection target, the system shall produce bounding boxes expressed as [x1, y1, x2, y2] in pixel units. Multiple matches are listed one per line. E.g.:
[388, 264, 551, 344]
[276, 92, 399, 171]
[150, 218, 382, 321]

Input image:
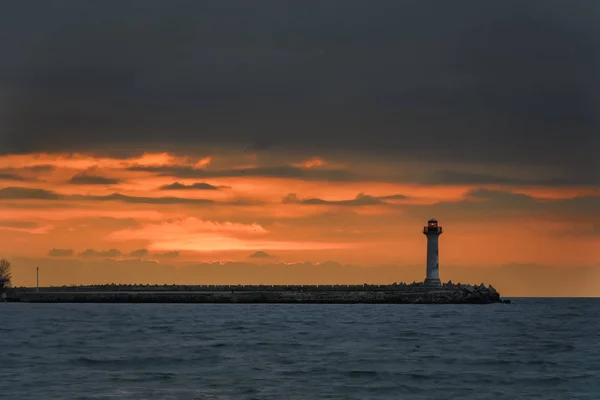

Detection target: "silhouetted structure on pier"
[423, 218, 443, 286]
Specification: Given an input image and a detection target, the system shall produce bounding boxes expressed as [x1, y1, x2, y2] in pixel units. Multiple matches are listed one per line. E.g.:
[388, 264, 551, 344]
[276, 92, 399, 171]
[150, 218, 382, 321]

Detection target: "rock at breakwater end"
[5, 281, 509, 304]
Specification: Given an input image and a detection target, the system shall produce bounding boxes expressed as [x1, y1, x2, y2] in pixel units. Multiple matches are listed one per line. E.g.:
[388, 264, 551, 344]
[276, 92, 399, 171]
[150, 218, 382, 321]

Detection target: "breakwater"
[3, 282, 508, 304]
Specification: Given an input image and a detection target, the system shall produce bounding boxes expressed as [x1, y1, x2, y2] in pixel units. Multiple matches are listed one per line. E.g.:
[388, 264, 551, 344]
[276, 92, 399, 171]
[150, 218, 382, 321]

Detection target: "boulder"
[464, 285, 475, 293]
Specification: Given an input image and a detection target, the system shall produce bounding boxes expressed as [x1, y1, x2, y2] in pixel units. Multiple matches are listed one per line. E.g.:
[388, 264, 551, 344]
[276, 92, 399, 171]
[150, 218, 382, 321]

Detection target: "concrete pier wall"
[5, 283, 505, 304]
[14, 290, 439, 304]
[12, 284, 427, 293]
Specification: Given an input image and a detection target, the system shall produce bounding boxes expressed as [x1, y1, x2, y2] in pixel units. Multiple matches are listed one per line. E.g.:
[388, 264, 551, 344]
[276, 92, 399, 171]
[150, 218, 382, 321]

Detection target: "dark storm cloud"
[1, 0, 597, 182]
[68, 172, 122, 185]
[79, 249, 121, 258]
[132, 165, 359, 182]
[48, 248, 74, 257]
[159, 181, 226, 191]
[282, 192, 407, 206]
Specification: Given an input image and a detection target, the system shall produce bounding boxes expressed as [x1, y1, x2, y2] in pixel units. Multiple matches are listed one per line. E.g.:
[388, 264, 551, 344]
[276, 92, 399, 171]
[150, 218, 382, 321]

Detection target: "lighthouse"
[423, 218, 443, 286]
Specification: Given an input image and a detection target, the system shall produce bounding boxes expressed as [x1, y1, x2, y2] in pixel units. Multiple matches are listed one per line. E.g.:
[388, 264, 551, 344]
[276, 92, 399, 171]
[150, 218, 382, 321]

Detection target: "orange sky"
[1, 151, 599, 296]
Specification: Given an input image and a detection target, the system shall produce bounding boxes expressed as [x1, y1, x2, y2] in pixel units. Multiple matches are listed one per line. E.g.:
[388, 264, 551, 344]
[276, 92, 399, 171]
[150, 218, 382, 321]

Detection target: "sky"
[0, 1, 599, 296]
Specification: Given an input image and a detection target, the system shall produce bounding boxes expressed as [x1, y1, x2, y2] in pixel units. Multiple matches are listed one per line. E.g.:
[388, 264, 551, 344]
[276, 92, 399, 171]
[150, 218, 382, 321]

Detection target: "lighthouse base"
[424, 278, 441, 287]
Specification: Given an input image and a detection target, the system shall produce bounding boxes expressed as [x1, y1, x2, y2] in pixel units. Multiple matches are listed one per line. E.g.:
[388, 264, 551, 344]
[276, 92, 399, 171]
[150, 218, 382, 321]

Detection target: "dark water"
[1, 299, 598, 400]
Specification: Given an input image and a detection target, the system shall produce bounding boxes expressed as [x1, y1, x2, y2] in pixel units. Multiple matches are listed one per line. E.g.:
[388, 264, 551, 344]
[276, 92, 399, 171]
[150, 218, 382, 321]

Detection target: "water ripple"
[0, 299, 599, 399]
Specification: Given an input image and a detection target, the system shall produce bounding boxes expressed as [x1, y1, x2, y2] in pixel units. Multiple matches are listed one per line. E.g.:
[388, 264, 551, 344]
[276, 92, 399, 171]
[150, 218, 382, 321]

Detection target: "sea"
[0, 298, 598, 400]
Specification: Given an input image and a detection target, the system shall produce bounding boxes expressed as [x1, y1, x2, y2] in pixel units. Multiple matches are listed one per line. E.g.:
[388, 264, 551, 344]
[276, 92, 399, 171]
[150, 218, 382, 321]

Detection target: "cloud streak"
[0, 187, 61, 200]
[0, 171, 26, 181]
[0, 186, 215, 205]
[156, 251, 180, 258]
[282, 192, 408, 206]
[68, 171, 121, 185]
[159, 181, 227, 191]
[48, 248, 74, 257]
[129, 249, 149, 258]
[249, 251, 274, 259]
[79, 249, 122, 258]
[130, 165, 360, 182]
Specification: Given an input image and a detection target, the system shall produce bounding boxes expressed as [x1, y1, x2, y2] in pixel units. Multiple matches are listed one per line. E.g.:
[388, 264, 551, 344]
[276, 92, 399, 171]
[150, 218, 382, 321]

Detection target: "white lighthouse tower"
[423, 218, 443, 286]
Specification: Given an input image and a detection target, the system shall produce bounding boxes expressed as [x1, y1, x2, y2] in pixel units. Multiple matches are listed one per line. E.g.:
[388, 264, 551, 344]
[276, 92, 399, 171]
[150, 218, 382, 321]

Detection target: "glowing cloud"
[107, 217, 351, 252]
[293, 157, 327, 169]
[194, 157, 213, 169]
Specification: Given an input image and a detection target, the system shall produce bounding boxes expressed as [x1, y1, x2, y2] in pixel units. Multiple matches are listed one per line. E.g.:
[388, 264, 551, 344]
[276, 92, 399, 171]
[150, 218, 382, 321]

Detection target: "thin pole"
[36, 266, 39, 292]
